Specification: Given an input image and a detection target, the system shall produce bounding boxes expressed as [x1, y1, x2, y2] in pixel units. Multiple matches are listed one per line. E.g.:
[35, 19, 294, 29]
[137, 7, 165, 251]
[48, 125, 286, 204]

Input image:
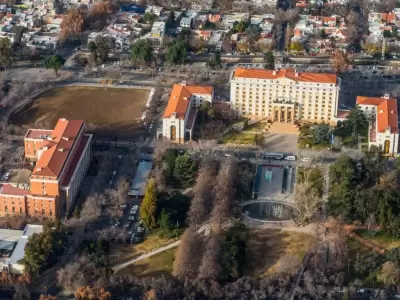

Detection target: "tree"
[198, 235, 221, 279]
[206, 53, 222, 69]
[378, 261, 400, 286]
[312, 124, 331, 144]
[263, 51, 275, 69]
[166, 10, 175, 28]
[75, 286, 111, 300]
[290, 41, 303, 52]
[0, 38, 13, 70]
[233, 20, 248, 33]
[140, 178, 157, 230]
[143, 12, 157, 24]
[44, 55, 65, 76]
[89, 1, 113, 29]
[158, 209, 173, 231]
[188, 160, 218, 227]
[211, 158, 236, 231]
[173, 152, 196, 188]
[80, 195, 101, 222]
[39, 295, 57, 300]
[334, 107, 368, 142]
[165, 39, 187, 65]
[172, 227, 203, 279]
[57, 261, 90, 294]
[245, 25, 261, 42]
[275, 254, 301, 275]
[94, 36, 110, 63]
[131, 39, 154, 66]
[61, 7, 85, 40]
[330, 49, 351, 73]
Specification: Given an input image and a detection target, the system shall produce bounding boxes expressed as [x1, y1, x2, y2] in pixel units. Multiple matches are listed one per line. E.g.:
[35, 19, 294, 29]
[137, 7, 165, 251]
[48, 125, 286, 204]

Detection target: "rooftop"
[31, 119, 84, 178]
[25, 129, 53, 140]
[233, 68, 337, 84]
[163, 84, 213, 119]
[357, 96, 398, 134]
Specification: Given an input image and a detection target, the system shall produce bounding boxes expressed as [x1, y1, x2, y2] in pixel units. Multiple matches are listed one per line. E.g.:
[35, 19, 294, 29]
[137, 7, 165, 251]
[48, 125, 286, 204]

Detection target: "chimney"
[59, 148, 64, 152]
[43, 146, 48, 150]
[62, 136, 69, 141]
[60, 118, 66, 121]
[183, 97, 188, 100]
[391, 110, 394, 114]
[295, 69, 299, 77]
[37, 168, 41, 171]
[181, 81, 187, 86]
[379, 110, 384, 113]
[272, 70, 277, 75]
[383, 94, 390, 99]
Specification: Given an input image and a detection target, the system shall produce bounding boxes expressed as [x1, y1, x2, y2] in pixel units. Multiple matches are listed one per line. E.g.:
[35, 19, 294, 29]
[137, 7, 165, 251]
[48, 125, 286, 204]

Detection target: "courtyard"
[10, 86, 150, 138]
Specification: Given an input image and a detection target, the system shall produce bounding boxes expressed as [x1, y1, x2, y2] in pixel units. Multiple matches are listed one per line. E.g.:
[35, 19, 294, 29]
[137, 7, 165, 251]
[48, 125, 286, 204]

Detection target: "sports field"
[10, 86, 150, 138]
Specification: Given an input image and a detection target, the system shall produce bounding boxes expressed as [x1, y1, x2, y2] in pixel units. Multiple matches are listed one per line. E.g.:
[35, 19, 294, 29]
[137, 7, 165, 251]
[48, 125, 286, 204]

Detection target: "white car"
[128, 215, 135, 221]
[137, 227, 144, 233]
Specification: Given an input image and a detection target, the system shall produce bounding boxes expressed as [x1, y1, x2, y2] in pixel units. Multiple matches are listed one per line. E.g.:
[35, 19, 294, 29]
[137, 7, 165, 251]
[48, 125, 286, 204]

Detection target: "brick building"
[0, 119, 92, 218]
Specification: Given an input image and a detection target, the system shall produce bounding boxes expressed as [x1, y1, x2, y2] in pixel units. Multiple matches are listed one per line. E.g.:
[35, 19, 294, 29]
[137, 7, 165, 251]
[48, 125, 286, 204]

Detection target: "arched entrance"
[170, 125, 176, 141]
[384, 140, 390, 154]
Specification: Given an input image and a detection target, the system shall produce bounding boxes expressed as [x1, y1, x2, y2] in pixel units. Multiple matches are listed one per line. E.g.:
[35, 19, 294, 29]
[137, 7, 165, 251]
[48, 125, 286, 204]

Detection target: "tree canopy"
[263, 51, 275, 69]
[0, 38, 13, 70]
[140, 178, 158, 230]
[312, 124, 331, 145]
[131, 39, 154, 66]
[45, 54, 65, 76]
[165, 38, 187, 65]
[206, 53, 222, 69]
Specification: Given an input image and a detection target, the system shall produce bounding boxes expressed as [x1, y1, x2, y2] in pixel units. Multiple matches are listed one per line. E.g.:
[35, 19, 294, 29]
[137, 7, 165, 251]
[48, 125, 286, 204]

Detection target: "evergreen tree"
[140, 178, 158, 230]
[173, 153, 196, 188]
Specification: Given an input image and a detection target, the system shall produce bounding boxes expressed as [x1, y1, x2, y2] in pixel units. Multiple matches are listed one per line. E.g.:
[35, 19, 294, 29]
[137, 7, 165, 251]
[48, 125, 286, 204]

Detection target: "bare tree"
[211, 158, 236, 232]
[198, 235, 221, 280]
[80, 194, 102, 222]
[188, 159, 219, 227]
[330, 50, 351, 74]
[57, 261, 90, 294]
[172, 227, 203, 279]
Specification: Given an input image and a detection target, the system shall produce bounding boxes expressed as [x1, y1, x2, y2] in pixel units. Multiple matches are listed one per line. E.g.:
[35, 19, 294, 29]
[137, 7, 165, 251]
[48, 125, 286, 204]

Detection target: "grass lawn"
[109, 229, 179, 266]
[245, 229, 314, 277]
[10, 86, 150, 138]
[115, 247, 176, 277]
[222, 131, 257, 144]
[354, 229, 400, 250]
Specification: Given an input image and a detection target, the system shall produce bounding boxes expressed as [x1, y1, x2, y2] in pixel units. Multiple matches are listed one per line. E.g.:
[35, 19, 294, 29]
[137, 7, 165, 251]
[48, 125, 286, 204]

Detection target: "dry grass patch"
[116, 247, 176, 277]
[10, 86, 150, 138]
[245, 229, 314, 277]
[109, 229, 179, 266]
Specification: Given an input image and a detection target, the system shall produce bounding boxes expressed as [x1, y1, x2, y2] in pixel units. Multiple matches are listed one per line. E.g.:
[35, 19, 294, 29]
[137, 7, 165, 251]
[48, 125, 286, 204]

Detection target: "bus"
[263, 152, 284, 160]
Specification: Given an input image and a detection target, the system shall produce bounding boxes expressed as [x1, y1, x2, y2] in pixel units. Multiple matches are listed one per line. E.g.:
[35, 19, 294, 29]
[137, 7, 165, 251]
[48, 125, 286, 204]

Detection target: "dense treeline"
[328, 148, 400, 237]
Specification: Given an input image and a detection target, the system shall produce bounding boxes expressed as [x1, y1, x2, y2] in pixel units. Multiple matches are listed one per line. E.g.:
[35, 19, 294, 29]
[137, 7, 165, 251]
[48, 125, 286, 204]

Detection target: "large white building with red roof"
[357, 95, 399, 155]
[0, 119, 92, 219]
[162, 82, 214, 143]
[230, 68, 340, 125]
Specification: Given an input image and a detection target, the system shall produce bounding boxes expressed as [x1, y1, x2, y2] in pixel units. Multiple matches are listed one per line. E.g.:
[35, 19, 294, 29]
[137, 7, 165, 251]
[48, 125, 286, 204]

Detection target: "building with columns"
[162, 82, 214, 143]
[230, 68, 340, 124]
[0, 119, 92, 218]
[357, 95, 399, 155]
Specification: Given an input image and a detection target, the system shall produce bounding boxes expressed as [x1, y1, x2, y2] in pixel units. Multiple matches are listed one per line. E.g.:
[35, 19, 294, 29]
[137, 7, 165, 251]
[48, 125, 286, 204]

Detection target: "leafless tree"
[80, 194, 102, 222]
[57, 261, 89, 293]
[172, 227, 203, 279]
[275, 254, 301, 275]
[198, 235, 221, 280]
[346, 10, 367, 47]
[13, 282, 31, 300]
[331, 218, 348, 268]
[211, 158, 237, 232]
[96, 227, 128, 242]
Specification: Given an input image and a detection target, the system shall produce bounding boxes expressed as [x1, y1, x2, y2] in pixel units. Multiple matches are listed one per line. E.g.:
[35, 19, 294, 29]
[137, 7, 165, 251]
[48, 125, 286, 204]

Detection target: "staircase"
[267, 122, 299, 135]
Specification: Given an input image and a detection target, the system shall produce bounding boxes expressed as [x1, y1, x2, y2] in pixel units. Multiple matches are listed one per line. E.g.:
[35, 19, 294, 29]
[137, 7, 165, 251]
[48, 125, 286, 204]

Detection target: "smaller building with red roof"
[356, 95, 399, 155]
[161, 82, 214, 143]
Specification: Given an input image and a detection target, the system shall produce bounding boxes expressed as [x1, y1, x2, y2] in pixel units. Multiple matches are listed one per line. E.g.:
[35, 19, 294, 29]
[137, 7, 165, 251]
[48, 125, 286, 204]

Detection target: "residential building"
[149, 21, 165, 48]
[0, 225, 43, 274]
[230, 68, 339, 124]
[161, 82, 214, 143]
[357, 95, 399, 155]
[0, 119, 92, 218]
[180, 17, 193, 28]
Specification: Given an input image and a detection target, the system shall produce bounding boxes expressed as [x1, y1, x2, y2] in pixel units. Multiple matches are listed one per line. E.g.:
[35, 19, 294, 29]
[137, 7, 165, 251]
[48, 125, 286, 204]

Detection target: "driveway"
[263, 133, 299, 155]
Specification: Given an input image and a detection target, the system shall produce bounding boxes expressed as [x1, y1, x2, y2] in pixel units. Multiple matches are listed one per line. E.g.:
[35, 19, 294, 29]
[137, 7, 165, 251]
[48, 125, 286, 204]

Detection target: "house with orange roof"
[230, 68, 339, 124]
[356, 95, 399, 155]
[161, 82, 214, 143]
[0, 119, 92, 218]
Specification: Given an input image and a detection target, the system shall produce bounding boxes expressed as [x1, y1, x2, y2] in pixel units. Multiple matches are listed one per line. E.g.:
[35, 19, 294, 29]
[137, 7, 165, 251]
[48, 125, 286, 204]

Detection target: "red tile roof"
[61, 135, 90, 187]
[163, 84, 213, 119]
[32, 119, 84, 178]
[233, 68, 337, 84]
[0, 184, 30, 196]
[357, 96, 398, 134]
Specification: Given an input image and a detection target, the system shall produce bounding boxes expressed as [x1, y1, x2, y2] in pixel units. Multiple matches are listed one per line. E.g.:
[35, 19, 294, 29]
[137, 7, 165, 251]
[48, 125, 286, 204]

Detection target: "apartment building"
[162, 82, 214, 143]
[0, 119, 92, 218]
[230, 68, 340, 124]
[357, 95, 399, 155]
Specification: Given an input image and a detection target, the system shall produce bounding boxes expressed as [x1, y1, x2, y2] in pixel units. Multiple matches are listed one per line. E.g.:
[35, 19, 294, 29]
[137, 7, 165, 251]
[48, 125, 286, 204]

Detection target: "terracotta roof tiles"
[163, 84, 213, 119]
[233, 68, 337, 84]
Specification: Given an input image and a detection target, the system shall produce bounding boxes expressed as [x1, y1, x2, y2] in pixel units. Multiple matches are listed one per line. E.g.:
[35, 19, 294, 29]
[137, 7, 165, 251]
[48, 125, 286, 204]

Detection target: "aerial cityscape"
[0, 0, 398, 298]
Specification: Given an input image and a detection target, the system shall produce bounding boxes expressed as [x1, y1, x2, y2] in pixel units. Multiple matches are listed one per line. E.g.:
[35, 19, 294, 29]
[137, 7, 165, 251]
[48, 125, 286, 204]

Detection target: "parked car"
[128, 215, 135, 221]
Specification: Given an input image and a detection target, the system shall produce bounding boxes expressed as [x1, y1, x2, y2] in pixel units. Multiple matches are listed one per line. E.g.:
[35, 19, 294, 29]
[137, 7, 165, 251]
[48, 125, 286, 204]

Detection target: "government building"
[0, 119, 92, 218]
[229, 68, 340, 124]
[161, 82, 214, 143]
[357, 95, 399, 155]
